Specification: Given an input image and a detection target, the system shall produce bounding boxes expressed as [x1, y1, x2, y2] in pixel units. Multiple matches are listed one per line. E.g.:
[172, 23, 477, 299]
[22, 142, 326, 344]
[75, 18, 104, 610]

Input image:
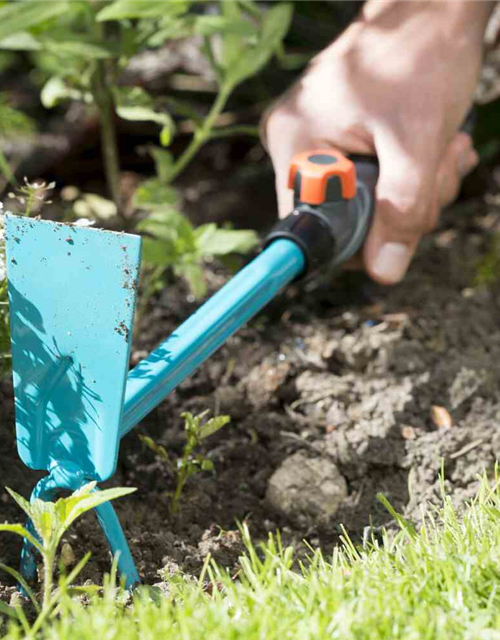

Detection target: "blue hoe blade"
[5, 214, 141, 482]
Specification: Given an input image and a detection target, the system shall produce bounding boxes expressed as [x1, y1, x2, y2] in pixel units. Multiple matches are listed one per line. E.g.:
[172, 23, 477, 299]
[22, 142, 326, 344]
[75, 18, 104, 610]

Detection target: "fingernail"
[458, 150, 478, 177]
[372, 242, 411, 283]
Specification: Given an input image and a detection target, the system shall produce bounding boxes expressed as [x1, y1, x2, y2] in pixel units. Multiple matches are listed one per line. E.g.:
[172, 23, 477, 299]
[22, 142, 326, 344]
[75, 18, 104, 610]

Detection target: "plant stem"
[169, 83, 233, 182]
[91, 60, 122, 214]
[42, 552, 54, 611]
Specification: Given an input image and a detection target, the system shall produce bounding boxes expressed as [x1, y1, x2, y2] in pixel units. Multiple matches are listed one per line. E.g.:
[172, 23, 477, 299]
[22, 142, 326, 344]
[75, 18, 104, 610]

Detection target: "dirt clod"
[266, 451, 348, 524]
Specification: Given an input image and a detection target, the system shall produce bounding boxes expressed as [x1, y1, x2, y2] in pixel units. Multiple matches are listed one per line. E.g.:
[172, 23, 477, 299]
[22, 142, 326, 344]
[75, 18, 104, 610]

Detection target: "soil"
[1, 171, 500, 604]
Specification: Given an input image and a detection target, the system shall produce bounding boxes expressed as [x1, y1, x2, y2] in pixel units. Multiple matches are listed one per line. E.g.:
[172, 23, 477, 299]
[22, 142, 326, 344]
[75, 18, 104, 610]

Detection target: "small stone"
[244, 358, 290, 409]
[431, 405, 453, 429]
[401, 425, 417, 440]
[266, 451, 348, 523]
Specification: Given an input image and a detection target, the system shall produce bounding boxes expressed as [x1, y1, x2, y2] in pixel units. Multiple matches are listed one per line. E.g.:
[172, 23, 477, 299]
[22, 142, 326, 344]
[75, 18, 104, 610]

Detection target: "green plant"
[0, 1, 292, 208]
[7, 473, 500, 638]
[137, 207, 258, 299]
[0, 1, 291, 298]
[140, 410, 230, 513]
[0, 482, 135, 633]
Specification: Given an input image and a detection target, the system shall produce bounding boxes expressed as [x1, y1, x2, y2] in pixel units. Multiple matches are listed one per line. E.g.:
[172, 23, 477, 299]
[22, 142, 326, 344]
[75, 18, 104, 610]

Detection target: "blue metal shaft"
[120, 239, 305, 437]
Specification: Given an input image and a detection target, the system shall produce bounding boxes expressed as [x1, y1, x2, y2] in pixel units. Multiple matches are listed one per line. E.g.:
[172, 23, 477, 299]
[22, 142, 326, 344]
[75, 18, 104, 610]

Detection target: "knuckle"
[378, 193, 430, 237]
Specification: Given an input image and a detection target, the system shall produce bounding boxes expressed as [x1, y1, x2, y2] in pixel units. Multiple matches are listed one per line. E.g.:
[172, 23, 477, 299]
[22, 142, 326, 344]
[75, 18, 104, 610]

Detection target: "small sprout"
[8, 178, 55, 216]
[140, 410, 230, 514]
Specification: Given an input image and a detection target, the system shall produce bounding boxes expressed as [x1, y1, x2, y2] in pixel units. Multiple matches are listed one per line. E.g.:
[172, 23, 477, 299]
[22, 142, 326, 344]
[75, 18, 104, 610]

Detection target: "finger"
[437, 132, 478, 208]
[363, 132, 439, 285]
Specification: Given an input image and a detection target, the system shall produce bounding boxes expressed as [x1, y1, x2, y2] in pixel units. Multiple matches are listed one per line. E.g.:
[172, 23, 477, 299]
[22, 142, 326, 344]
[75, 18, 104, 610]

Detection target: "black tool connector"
[264, 154, 379, 276]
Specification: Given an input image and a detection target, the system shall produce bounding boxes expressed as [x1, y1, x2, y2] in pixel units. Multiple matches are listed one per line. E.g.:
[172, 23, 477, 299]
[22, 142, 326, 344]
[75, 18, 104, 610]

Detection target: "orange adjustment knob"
[288, 150, 356, 205]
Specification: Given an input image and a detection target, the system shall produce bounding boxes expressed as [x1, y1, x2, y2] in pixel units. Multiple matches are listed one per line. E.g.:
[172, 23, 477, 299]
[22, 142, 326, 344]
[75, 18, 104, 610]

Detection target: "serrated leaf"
[5, 487, 31, 518]
[29, 499, 56, 542]
[0, 1, 70, 44]
[195, 226, 258, 256]
[62, 487, 136, 532]
[0, 524, 43, 554]
[97, 0, 189, 21]
[198, 415, 230, 439]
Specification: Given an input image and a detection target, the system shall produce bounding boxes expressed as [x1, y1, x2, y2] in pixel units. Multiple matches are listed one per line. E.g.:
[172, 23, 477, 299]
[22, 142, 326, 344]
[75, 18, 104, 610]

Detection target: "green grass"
[4, 472, 500, 639]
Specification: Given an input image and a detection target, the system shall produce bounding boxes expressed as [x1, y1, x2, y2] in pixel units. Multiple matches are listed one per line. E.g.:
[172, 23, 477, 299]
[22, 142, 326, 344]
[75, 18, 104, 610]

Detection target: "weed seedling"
[0, 482, 135, 631]
[140, 411, 230, 514]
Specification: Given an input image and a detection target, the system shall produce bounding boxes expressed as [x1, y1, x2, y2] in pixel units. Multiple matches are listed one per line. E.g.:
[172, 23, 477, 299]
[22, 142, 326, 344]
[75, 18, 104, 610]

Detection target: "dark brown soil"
[1, 181, 500, 600]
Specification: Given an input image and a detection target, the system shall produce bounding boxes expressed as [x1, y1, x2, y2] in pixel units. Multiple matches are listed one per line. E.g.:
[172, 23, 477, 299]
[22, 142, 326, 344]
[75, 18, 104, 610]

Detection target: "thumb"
[363, 133, 439, 285]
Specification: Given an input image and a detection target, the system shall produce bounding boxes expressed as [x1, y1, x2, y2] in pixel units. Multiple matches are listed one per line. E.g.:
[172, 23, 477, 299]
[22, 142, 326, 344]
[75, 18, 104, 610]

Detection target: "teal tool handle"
[121, 152, 377, 437]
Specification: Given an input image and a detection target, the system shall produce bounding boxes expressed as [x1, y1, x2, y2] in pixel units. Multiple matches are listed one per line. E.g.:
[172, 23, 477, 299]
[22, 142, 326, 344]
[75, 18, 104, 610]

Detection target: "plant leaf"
[0, 600, 18, 620]
[40, 37, 113, 60]
[0, 32, 41, 51]
[0, 524, 43, 554]
[60, 487, 137, 533]
[195, 16, 257, 38]
[139, 435, 171, 463]
[198, 415, 231, 439]
[0, 1, 70, 44]
[176, 262, 206, 299]
[133, 179, 178, 211]
[195, 226, 258, 256]
[114, 87, 175, 145]
[41, 76, 91, 109]
[147, 16, 195, 46]
[29, 499, 56, 543]
[5, 487, 31, 518]
[97, 0, 189, 22]
[224, 3, 293, 87]
[0, 562, 39, 612]
[149, 147, 175, 183]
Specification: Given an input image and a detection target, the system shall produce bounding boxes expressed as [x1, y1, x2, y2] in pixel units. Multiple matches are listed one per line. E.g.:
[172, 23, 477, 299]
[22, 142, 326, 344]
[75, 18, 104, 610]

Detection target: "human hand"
[264, 0, 493, 284]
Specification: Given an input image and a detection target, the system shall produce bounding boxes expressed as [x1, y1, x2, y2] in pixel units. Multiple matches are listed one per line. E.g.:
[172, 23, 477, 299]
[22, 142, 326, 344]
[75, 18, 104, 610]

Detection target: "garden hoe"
[5, 149, 379, 589]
